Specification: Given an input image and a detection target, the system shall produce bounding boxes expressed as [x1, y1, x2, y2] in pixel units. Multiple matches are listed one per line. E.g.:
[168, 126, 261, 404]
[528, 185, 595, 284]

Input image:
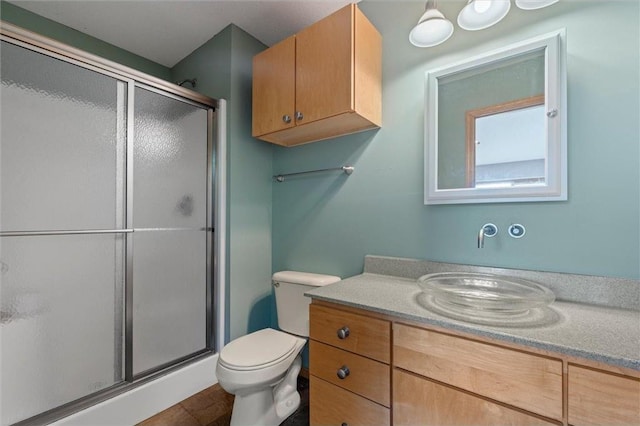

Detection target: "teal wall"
[172, 25, 273, 342]
[0, 1, 170, 80]
[272, 0, 640, 280]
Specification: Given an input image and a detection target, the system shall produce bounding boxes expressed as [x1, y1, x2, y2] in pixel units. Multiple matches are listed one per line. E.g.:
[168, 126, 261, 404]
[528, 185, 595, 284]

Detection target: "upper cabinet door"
[295, 4, 353, 124]
[252, 35, 295, 137]
[252, 4, 381, 146]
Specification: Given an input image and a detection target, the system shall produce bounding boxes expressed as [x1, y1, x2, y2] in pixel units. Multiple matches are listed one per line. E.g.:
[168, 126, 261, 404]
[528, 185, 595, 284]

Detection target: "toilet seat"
[219, 328, 301, 371]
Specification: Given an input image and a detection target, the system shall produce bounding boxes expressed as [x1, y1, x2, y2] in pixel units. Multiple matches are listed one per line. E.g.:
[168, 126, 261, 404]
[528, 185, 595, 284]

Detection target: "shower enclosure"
[0, 23, 222, 426]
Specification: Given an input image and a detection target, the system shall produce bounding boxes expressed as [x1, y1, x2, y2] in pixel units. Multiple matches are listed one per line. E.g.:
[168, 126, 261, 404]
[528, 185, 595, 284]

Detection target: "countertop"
[306, 272, 640, 371]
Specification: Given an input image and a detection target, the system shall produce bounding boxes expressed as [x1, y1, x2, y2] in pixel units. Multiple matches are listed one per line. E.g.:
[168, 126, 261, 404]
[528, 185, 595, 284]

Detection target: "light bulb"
[473, 0, 492, 13]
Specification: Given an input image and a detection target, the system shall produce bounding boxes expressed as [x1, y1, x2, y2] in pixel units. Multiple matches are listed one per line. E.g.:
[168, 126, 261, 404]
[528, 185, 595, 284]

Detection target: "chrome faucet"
[478, 223, 498, 248]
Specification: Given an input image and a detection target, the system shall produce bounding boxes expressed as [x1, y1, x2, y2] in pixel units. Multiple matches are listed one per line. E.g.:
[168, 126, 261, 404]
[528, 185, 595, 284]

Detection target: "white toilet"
[216, 271, 341, 426]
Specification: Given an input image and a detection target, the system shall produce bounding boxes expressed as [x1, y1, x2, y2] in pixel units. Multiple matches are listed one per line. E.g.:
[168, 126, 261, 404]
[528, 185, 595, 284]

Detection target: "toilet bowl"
[216, 328, 306, 425]
[216, 271, 340, 426]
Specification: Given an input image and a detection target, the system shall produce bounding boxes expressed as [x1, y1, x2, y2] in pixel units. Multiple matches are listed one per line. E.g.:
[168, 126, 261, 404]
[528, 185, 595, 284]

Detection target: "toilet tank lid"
[272, 271, 341, 287]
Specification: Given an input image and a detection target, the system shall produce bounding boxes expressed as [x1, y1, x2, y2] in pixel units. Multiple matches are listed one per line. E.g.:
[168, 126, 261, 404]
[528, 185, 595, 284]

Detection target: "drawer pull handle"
[337, 365, 350, 380]
[341, 423, 348, 426]
[337, 326, 350, 339]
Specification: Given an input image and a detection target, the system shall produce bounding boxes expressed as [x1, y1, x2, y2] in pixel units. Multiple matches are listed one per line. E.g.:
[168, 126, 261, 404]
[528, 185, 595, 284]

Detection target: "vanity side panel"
[393, 323, 563, 420]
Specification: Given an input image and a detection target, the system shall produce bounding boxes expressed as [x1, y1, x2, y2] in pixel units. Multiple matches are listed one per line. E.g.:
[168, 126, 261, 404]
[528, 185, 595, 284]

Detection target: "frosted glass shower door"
[0, 41, 126, 425]
[131, 86, 210, 376]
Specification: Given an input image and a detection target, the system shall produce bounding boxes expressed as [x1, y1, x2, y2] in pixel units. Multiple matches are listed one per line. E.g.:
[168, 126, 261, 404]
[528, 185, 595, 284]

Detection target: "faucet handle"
[482, 223, 498, 237]
[478, 223, 498, 248]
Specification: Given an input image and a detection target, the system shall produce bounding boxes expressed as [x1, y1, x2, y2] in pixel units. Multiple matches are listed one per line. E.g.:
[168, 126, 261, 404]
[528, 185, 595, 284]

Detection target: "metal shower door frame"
[124, 81, 216, 381]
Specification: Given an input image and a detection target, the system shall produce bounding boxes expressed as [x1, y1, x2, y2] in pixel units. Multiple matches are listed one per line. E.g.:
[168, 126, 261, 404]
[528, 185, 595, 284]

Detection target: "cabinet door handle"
[337, 365, 350, 380]
[282, 114, 292, 123]
[295, 111, 304, 121]
[337, 326, 350, 339]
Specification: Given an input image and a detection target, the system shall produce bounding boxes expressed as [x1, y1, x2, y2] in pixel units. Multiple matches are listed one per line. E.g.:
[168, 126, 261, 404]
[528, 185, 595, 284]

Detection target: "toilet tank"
[273, 271, 340, 337]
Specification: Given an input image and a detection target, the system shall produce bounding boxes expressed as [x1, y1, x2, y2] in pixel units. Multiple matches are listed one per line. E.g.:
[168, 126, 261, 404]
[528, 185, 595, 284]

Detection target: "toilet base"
[229, 355, 302, 426]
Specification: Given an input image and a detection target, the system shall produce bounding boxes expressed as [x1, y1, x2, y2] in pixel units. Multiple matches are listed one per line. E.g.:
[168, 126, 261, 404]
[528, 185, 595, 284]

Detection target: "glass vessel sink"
[417, 272, 556, 325]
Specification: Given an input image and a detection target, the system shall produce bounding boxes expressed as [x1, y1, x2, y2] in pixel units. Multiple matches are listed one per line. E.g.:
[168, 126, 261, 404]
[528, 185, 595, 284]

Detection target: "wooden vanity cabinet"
[252, 4, 381, 147]
[309, 303, 391, 426]
[568, 364, 640, 426]
[308, 301, 640, 426]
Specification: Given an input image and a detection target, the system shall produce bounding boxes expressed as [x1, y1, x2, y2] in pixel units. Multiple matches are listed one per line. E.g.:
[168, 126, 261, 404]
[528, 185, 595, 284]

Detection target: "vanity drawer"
[309, 303, 390, 363]
[568, 364, 640, 426]
[393, 323, 563, 420]
[310, 375, 390, 426]
[310, 340, 390, 406]
[393, 369, 556, 426]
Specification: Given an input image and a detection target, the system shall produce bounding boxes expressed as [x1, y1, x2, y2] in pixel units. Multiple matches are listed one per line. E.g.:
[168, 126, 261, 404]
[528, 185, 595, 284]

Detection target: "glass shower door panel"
[132, 87, 209, 375]
[0, 41, 124, 232]
[132, 230, 207, 375]
[133, 87, 208, 229]
[0, 234, 124, 425]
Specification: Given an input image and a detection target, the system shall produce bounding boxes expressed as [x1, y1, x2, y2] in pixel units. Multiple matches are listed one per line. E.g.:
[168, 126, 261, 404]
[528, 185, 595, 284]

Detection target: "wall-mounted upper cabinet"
[252, 4, 382, 147]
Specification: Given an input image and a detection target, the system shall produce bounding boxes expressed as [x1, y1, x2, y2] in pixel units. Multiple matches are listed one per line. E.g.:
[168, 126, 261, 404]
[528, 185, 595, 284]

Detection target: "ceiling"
[7, 0, 356, 68]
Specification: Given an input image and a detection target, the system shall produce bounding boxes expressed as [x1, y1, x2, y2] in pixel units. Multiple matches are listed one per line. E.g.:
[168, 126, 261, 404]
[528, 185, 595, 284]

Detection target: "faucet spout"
[478, 223, 498, 248]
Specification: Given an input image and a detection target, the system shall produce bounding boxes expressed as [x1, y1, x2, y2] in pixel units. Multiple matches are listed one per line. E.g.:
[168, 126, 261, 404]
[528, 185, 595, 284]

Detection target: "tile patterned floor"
[137, 376, 309, 426]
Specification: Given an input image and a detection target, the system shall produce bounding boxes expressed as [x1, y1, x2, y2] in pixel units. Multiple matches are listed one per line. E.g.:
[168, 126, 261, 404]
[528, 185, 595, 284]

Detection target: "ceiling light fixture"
[458, 0, 511, 31]
[409, 0, 454, 48]
[410, 0, 559, 48]
[515, 0, 559, 10]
